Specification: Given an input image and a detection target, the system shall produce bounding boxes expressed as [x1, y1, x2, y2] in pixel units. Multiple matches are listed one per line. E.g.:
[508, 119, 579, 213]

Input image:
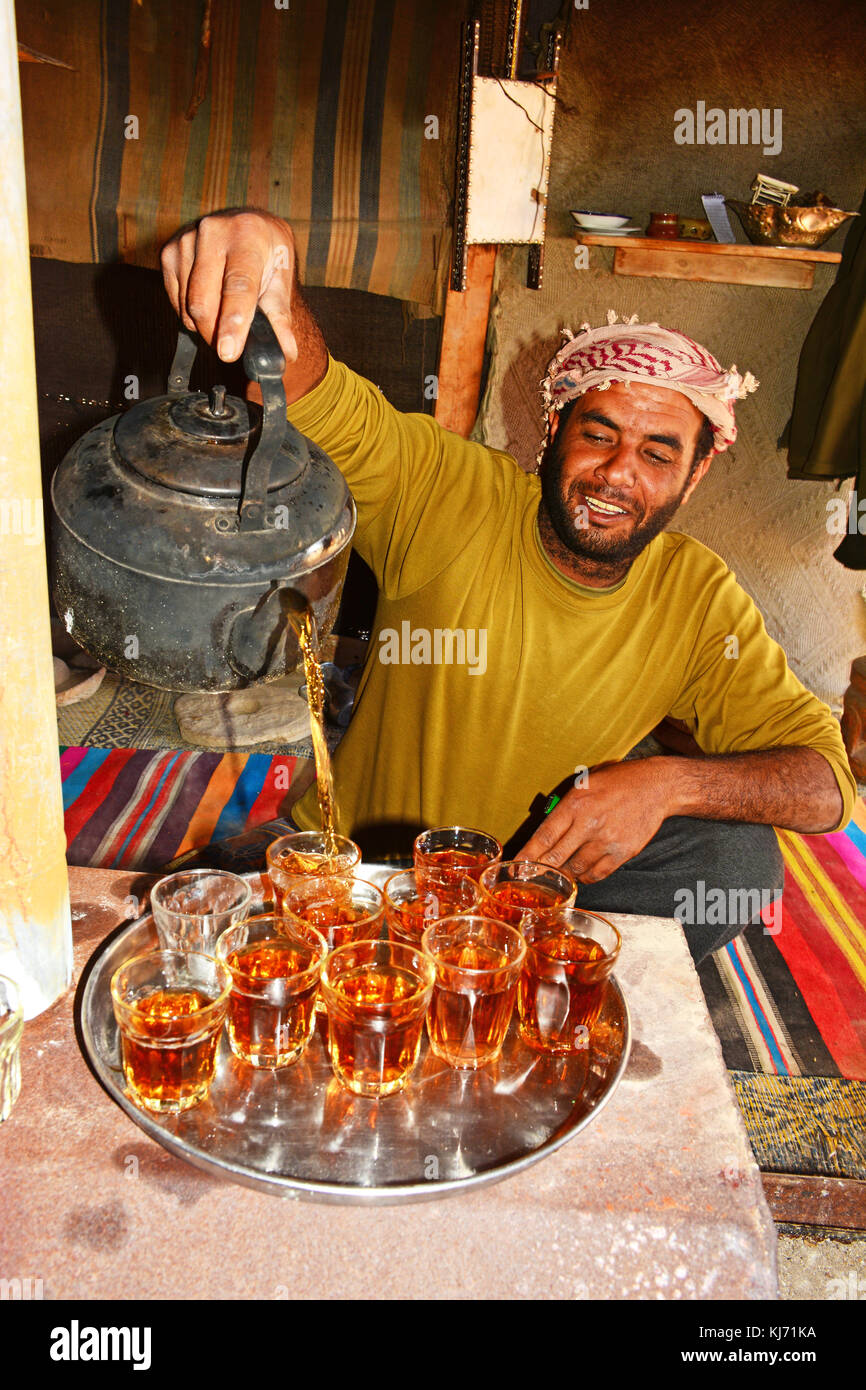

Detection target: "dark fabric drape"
[785, 186, 866, 568]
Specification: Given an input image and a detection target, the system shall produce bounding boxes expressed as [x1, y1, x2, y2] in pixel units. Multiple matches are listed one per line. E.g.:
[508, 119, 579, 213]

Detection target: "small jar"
[647, 212, 679, 239]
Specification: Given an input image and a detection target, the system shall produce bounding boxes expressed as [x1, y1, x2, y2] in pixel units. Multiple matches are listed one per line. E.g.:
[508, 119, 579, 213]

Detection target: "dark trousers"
[574, 817, 785, 964]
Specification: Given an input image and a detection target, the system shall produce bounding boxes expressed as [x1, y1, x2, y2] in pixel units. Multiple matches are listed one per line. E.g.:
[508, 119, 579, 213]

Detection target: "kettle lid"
[114, 385, 302, 498]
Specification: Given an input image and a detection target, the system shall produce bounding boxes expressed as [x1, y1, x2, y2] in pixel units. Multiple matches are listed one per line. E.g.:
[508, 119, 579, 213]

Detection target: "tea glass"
[216, 915, 328, 1068]
[422, 915, 526, 1070]
[517, 908, 622, 1054]
[319, 939, 435, 1097]
[383, 869, 479, 948]
[150, 869, 251, 953]
[413, 826, 502, 897]
[0, 975, 23, 1122]
[110, 949, 232, 1112]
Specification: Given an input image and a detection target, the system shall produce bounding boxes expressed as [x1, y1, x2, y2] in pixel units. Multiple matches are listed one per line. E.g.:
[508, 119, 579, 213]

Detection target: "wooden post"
[0, 0, 72, 1016]
[434, 244, 497, 438]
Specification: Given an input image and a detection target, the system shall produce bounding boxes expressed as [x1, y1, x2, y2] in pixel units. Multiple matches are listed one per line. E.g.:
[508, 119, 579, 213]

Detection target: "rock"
[55, 665, 107, 706]
[51, 618, 101, 668]
[174, 685, 312, 748]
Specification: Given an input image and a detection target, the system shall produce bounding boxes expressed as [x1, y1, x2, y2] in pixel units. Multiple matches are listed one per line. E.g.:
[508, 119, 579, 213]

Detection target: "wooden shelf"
[576, 234, 843, 290]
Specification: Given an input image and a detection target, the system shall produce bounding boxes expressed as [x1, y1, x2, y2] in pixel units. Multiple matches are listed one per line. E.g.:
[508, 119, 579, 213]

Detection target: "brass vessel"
[726, 200, 857, 248]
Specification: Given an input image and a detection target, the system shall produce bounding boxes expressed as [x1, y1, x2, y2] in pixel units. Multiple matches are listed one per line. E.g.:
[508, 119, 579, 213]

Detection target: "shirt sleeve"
[285, 355, 517, 598]
[667, 561, 856, 831]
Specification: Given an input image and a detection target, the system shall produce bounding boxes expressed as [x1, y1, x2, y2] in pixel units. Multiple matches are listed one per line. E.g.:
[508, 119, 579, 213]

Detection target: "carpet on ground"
[56, 671, 317, 757]
[697, 805, 866, 1083]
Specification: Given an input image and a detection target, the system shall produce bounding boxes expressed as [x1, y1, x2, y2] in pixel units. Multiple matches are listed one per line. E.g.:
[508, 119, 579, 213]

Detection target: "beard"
[539, 443, 692, 567]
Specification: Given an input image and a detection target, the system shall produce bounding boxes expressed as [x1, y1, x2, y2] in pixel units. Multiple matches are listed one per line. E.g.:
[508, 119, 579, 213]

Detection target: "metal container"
[79, 869, 632, 1204]
[50, 311, 356, 692]
[726, 199, 857, 248]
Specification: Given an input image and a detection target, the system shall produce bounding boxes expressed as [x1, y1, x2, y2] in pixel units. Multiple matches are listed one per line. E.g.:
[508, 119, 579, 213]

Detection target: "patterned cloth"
[698, 803, 866, 1081]
[61, 747, 299, 871]
[18, 0, 462, 311]
[56, 670, 322, 757]
[540, 311, 759, 453]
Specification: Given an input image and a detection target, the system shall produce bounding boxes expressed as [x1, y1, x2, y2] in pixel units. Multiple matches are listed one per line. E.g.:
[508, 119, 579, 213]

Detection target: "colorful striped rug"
[697, 803, 866, 1082]
[61, 746, 866, 1082]
[61, 746, 300, 873]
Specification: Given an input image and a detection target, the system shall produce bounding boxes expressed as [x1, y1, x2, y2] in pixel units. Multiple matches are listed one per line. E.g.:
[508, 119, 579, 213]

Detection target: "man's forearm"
[282, 271, 328, 405]
[659, 746, 844, 833]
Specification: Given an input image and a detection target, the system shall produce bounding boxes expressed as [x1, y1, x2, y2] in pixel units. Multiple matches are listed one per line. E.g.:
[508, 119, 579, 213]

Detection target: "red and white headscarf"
[540, 312, 758, 459]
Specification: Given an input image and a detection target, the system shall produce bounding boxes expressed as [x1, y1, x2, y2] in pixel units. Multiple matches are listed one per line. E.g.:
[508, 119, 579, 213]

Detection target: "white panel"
[465, 78, 556, 246]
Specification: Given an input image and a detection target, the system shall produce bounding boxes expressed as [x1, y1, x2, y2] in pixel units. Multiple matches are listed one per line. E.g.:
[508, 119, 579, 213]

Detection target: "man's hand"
[518, 747, 845, 884]
[160, 209, 327, 402]
[519, 760, 672, 882]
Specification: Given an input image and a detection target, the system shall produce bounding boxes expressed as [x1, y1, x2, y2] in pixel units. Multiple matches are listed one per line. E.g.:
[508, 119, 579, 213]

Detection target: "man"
[162, 210, 855, 961]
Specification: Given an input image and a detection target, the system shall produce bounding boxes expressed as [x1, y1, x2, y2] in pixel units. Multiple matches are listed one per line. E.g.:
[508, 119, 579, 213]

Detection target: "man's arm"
[160, 208, 516, 600]
[160, 209, 326, 404]
[519, 747, 843, 882]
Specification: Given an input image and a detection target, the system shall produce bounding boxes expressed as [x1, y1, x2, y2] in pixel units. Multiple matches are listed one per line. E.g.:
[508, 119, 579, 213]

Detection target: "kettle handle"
[238, 308, 309, 531]
[166, 308, 310, 532]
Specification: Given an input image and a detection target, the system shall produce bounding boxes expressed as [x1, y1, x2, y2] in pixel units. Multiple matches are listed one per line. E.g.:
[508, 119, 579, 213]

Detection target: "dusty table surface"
[0, 866, 777, 1300]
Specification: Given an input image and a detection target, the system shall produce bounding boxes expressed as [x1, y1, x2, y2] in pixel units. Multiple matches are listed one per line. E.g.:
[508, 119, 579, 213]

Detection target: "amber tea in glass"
[320, 939, 435, 1097]
[413, 827, 502, 896]
[422, 915, 526, 1070]
[276, 876, 384, 951]
[266, 831, 361, 914]
[216, 915, 327, 1068]
[277, 877, 385, 1013]
[383, 869, 479, 948]
[479, 860, 576, 930]
[110, 950, 231, 1112]
[518, 909, 621, 1053]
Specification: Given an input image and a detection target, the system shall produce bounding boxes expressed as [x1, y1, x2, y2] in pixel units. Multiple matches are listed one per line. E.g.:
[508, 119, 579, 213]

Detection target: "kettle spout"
[225, 555, 349, 685]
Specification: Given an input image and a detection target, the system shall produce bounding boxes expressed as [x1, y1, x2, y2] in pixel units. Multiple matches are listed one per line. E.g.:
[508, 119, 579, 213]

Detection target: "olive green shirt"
[288, 358, 856, 849]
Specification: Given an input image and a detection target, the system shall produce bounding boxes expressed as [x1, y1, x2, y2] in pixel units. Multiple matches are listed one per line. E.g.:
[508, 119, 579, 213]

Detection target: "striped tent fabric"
[19, 0, 464, 310]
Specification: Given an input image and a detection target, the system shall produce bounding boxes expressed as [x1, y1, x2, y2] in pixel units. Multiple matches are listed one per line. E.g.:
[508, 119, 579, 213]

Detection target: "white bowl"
[571, 211, 631, 230]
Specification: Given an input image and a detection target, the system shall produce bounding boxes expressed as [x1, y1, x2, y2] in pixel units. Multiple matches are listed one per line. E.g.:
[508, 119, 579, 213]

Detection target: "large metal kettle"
[50, 310, 356, 692]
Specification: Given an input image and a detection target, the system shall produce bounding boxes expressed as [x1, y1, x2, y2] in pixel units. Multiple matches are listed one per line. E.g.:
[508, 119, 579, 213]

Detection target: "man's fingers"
[519, 802, 626, 883]
[160, 229, 198, 332]
[520, 796, 590, 867]
[184, 228, 261, 357]
[257, 283, 298, 364]
[566, 851, 620, 884]
[160, 246, 181, 319]
[161, 211, 298, 361]
[519, 813, 565, 865]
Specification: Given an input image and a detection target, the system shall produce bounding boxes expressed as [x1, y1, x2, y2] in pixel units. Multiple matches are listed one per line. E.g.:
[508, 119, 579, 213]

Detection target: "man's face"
[540, 381, 712, 568]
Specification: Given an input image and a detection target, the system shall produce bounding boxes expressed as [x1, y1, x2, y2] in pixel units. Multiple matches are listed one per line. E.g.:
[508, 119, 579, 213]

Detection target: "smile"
[581, 493, 630, 518]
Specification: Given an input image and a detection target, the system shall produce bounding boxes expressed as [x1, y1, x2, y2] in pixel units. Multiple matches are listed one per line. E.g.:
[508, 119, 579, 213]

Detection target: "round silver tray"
[79, 867, 631, 1205]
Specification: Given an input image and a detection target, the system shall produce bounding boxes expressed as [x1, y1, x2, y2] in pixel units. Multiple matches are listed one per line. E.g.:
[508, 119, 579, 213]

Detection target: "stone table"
[0, 867, 777, 1300]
